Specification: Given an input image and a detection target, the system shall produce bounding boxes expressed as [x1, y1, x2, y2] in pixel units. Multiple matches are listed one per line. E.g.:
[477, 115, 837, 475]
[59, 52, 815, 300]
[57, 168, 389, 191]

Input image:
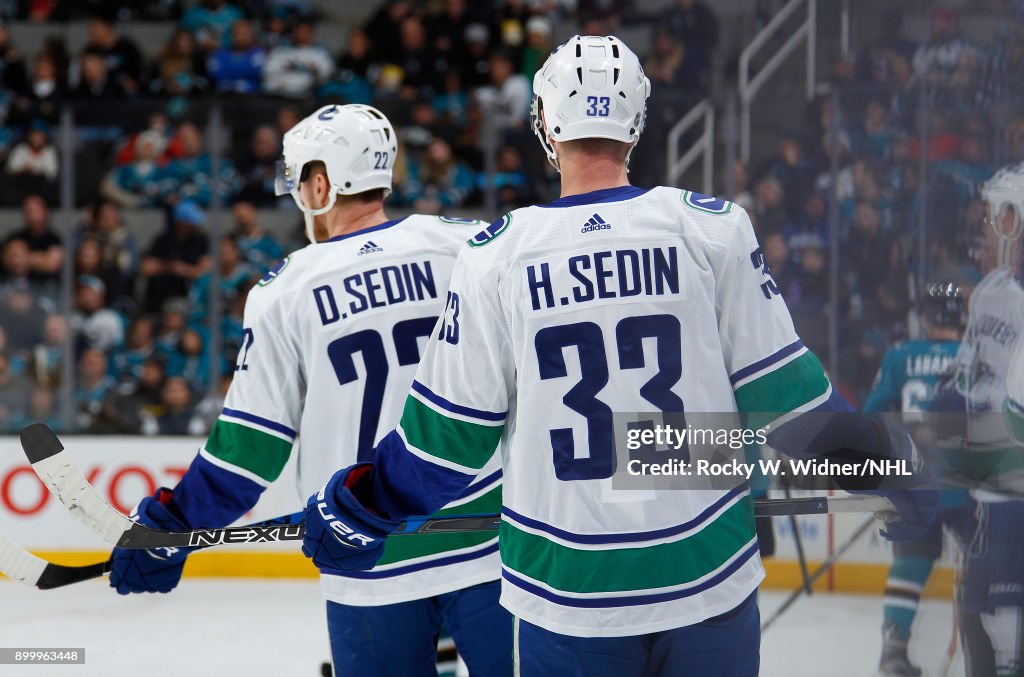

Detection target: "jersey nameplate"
[682, 191, 733, 215]
[468, 214, 511, 248]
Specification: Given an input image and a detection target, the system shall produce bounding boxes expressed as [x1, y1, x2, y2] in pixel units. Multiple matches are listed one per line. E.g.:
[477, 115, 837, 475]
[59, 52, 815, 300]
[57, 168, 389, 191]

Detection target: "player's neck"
[558, 156, 630, 198]
[321, 202, 390, 241]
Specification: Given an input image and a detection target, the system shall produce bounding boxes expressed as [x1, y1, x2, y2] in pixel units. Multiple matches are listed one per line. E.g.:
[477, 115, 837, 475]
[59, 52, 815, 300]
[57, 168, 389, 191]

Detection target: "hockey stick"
[760, 512, 879, 632]
[0, 530, 109, 589]
[21, 423, 895, 549]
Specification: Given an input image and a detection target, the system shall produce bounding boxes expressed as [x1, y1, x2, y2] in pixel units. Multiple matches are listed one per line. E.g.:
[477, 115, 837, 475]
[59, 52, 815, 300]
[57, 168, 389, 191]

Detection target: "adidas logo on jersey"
[581, 213, 611, 233]
[358, 240, 383, 255]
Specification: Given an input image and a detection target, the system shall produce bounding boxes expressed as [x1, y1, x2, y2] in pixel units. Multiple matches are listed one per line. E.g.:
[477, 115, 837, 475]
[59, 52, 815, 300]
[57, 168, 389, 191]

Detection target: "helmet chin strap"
[292, 190, 339, 243]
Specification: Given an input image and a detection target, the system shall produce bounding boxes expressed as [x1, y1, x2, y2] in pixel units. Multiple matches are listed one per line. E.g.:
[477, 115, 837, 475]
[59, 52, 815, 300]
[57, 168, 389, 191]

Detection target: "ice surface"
[0, 580, 957, 676]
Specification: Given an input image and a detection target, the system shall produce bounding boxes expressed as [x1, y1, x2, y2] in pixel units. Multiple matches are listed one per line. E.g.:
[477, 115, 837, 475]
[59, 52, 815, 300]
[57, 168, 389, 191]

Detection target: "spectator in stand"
[0, 23, 28, 93]
[275, 105, 301, 138]
[163, 122, 237, 207]
[6, 194, 62, 282]
[433, 70, 470, 127]
[155, 298, 189, 356]
[82, 14, 143, 93]
[263, 18, 333, 98]
[521, 16, 553, 80]
[427, 0, 473, 62]
[720, 159, 755, 210]
[933, 134, 993, 203]
[490, 143, 533, 212]
[337, 26, 377, 82]
[784, 193, 829, 259]
[166, 327, 210, 394]
[235, 125, 280, 206]
[9, 53, 62, 127]
[363, 0, 415, 60]
[759, 133, 818, 223]
[101, 130, 169, 207]
[850, 99, 895, 163]
[645, 26, 702, 93]
[843, 200, 893, 311]
[74, 236, 106, 282]
[390, 15, 445, 100]
[232, 201, 283, 271]
[71, 51, 123, 99]
[461, 23, 492, 88]
[181, 0, 244, 52]
[0, 352, 33, 432]
[188, 234, 254, 324]
[912, 6, 981, 92]
[71, 275, 124, 353]
[30, 313, 66, 388]
[140, 201, 211, 312]
[855, 10, 915, 89]
[207, 18, 266, 94]
[577, 0, 632, 34]
[75, 347, 114, 431]
[475, 50, 530, 133]
[660, 0, 719, 84]
[151, 28, 208, 95]
[141, 375, 201, 436]
[6, 385, 60, 434]
[6, 120, 58, 180]
[78, 200, 139, 305]
[91, 354, 163, 434]
[112, 316, 156, 383]
[0, 242, 55, 355]
[401, 137, 475, 212]
[751, 175, 787, 236]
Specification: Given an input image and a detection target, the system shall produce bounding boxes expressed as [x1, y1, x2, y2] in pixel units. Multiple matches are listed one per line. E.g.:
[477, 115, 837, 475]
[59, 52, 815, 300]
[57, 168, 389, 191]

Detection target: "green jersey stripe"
[205, 419, 293, 483]
[499, 495, 757, 594]
[1006, 399, 1024, 445]
[734, 351, 831, 429]
[375, 485, 502, 566]
[399, 395, 503, 471]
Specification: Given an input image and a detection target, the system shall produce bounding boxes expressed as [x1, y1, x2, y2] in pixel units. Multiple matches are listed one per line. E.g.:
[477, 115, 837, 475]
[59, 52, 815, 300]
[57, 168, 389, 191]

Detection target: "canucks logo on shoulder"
[358, 240, 383, 256]
[257, 256, 291, 287]
[682, 190, 733, 215]
[469, 214, 511, 248]
[581, 213, 611, 233]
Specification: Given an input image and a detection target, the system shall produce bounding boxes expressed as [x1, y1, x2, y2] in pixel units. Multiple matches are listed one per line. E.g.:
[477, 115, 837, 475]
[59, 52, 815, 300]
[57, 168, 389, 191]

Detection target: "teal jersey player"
[863, 339, 959, 413]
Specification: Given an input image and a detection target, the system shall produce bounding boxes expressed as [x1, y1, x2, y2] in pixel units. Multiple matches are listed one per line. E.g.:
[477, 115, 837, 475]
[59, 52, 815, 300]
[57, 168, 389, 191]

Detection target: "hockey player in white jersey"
[298, 38, 936, 675]
[951, 164, 1024, 677]
[107, 104, 512, 676]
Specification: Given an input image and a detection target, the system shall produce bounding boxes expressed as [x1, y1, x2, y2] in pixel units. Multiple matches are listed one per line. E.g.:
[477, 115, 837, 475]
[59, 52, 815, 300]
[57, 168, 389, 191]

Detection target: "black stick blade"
[19, 423, 64, 464]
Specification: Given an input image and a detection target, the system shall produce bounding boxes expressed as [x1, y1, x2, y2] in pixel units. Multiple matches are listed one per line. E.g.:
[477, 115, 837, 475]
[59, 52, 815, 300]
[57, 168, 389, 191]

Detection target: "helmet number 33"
[585, 96, 611, 117]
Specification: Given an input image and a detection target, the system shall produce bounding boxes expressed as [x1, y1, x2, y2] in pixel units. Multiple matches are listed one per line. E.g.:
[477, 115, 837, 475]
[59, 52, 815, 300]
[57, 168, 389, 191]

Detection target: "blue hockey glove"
[878, 489, 940, 541]
[302, 463, 401, 572]
[109, 488, 191, 595]
[856, 426, 940, 542]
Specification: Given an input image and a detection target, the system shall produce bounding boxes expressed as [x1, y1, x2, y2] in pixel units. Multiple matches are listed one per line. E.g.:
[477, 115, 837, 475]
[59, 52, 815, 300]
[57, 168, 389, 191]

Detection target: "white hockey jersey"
[198, 215, 502, 606]
[374, 186, 840, 637]
[1007, 340, 1024, 446]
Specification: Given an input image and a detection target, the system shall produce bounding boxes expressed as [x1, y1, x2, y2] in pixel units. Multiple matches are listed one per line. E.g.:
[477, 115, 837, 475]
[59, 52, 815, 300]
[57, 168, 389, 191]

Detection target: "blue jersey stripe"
[373, 429, 480, 518]
[729, 340, 805, 385]
[501, 542, 759, 608]
[220, 408, 297, 439]
[501, 484, 747, 545]
[411, 381, 507, 421]
[324, 217, 408, 243]
[536, 185, 651, 209]
[324, 541, 499, 579]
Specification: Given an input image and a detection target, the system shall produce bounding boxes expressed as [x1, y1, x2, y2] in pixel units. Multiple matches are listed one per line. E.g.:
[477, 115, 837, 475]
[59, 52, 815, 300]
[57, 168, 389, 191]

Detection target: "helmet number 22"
[585, 96, 611, 117]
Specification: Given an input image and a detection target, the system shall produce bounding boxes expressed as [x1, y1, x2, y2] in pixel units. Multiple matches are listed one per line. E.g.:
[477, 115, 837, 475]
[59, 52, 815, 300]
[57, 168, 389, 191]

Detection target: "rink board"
[0, 437, 954, 595]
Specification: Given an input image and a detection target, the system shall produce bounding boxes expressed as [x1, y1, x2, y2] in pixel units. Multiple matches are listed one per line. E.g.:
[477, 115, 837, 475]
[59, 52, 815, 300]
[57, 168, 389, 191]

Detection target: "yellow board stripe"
[7, 554, 955, 598]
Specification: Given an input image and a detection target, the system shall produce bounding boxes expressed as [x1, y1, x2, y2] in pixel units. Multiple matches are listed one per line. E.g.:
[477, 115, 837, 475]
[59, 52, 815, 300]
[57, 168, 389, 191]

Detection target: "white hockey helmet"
[982, 163, 1024, 268]
[275, 104, 398, 243]
[530, 35, 651, 171]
